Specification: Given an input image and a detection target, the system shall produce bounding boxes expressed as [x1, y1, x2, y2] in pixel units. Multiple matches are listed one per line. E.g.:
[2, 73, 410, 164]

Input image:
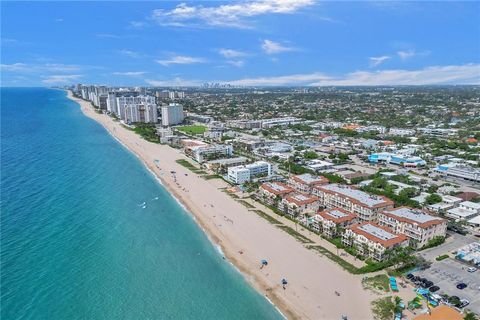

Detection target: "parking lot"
[418, 232, 476, 261]
[415, 258, 480, 314]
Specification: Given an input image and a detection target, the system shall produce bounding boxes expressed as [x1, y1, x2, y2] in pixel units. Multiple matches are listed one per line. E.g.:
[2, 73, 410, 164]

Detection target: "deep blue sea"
[0, 88, 282, 319]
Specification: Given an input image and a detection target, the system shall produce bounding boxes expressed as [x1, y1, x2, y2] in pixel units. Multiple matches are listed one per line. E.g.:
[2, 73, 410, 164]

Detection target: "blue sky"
[1, 1, 479, 86]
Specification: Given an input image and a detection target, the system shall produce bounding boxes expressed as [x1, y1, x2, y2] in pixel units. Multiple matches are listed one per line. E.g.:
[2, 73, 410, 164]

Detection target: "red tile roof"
[348, 222, 408, 248]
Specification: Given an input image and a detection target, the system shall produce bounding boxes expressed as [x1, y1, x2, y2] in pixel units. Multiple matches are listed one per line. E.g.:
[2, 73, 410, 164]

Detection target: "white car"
[467, 267, 477, 273]
[459, 299, 470, 308]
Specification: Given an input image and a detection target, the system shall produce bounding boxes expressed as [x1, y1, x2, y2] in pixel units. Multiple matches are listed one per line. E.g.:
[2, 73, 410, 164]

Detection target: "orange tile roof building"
[313, 208, 357, 238]
[378, 207, 447, 248]
[313, 184, 394, 222]
[342, 222, 409, 261]
[280, 193, 320, 218]
[259, 181, 294, 205]
[288, 173, 329, 194]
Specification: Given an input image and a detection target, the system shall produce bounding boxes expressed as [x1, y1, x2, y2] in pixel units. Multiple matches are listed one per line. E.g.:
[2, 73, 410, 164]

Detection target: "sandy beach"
[67, 91, 379, 320]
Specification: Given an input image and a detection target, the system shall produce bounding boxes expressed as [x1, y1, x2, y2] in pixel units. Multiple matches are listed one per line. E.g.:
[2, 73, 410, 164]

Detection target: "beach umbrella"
[281, 279, 288, 285]
[261, 259, 268, 266]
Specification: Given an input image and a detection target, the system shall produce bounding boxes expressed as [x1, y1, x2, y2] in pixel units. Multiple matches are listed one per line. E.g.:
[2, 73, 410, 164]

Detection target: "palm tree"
[393, 296, 403, 315]
[464, 312, 478, 320]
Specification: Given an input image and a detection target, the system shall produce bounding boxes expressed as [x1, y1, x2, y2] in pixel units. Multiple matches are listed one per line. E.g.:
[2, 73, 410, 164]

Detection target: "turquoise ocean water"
[1, 88, 282, 319]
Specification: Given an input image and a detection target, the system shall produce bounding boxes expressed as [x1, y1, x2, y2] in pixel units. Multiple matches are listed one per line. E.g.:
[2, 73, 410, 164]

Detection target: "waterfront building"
[280, 193, 320, 218]
[288, 173, 329, 194]
[342, 222, 409, 261]
[161, 103, 184, 126]
[259, 182, 294, 205]
[312, 208, 357, 238]
[227, 161, 272, 184]
[378, 207, 447, 248]
[313, 184, 394, 222]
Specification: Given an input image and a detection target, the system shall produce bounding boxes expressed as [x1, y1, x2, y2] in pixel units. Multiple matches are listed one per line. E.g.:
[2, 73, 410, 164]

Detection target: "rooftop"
[317, 208, 356, 224]
[384, 207, 444, 228]
[261, 182, 293, 195]
[317, 184, 393, 208]
[291, 173, 328, 185]
[285, 193, 319, 205]
[350, 222, 408, 247]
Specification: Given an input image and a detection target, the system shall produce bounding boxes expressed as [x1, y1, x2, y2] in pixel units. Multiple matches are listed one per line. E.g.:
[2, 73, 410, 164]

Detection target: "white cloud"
[228, 72, 330, 86]
[150, 0, 315, 28]
[113, 71, 147, 76]
[261, 39, 296, 54]
[218, 48, 248, 58]
[128, 21, 146, 29]
[155, 55, 206, 66]
[227, 60, 245, 67]
[95, 33, 122, 39]
[1, 62, 80, 73]
[397, 50, 416, 60]
[1, 63, 29, 72]
[397, 49, 430, 60]
[369, 55, 390, 67]
[55, 18, 64, 22]
[145, 77, 202, 86]
[226, 64, 480, 86]
[119, 49, 143, 58]
[41, 74, 82, 84]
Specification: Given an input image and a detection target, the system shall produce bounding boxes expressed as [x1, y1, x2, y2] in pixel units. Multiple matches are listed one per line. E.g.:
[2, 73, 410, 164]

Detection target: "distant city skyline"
[1, 1, 479, 86]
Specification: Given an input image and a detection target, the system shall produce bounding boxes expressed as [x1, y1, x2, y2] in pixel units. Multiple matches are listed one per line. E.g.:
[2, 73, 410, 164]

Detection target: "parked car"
[457, 299, 470, 308]
[406, 273, 414, 280]
[456, 283, 467, 290]
[423, 281, 434, 288]
[429, 286, 440, 293]
[467, 267, 477, 273]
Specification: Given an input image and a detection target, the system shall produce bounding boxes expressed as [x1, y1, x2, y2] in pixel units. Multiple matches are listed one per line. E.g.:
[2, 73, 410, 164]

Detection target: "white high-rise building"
[124, 104, 158, 123]
[161, 103, 184, 126]
[116, 95, 156, 122]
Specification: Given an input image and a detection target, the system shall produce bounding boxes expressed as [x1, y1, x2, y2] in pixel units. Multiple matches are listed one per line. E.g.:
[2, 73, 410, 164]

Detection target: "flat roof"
[447, 207, 478, 218]
[285, 193, 318, 205]
[318, 184, 393, 208]
[291, 173, 328, 185]
[384, 207, 444, 228]
[317, 208, 356, 224]
[359, 224, 396, 241]
[261, 182, 293, 195]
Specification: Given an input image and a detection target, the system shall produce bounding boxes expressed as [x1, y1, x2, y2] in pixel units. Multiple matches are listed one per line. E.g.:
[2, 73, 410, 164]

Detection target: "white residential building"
[161, 103, 184, 126]
[259, 181, 294, 205]
[227, 161, 272, 184]
[378, 207, 447, 248]
[388, 128, 416, 136]
[288, 173, 329, 194]
[116, 95, 156, 122]
[313, 184, 394, 222]
[186, 144, 233, 163]
[342, 222, 409, 261]
[313, 208, 357, 238]
[446, 201, 480, 220]
[280, 193, 320, 218]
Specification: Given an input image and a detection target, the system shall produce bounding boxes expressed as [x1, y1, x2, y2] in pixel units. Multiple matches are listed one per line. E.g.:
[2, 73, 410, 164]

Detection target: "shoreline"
[65, 90, 377, 320]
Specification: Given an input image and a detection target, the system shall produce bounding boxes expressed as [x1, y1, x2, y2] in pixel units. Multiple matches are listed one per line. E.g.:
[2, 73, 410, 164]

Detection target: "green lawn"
[176, 125, 207, 135]
[362, 274, 390, 293]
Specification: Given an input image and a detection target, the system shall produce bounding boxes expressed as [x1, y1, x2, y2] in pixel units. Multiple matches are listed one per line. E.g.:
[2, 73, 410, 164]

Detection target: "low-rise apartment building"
[313, 184, 394, 222]
[446, 201, 480, 220]
[186, 144, 233, 163]
[378, 207, 447, 248]
[280, 193, 320, 218]
[342, 222, 409, 261]
[288, 173, 329, 194]
[313, 208, 357, 238]
[259, 182, 294, 205]
[227, 161, 272, 184]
